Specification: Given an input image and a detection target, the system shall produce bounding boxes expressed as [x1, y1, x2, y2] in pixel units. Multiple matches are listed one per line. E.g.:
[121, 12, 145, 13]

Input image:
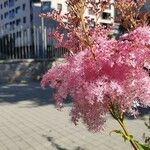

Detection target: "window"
[30, 14, 33, 22]
[9, 0, 14, 7]
[57, 3, 62, 11]
[5, 23, 9, 29]
[41, 2, 51, 13]
[15, 6, 20, 14]
[0, 4, 3, 9]
[101, 23, 108, 27]
[4, 12, 8, 18]
[9, 9, 15, 19]
[12, 20, 15, 29]
[22, 3, 26, 10]
[1, 14, 3, 20]
[4, 1, 8, 8]
[102, 12, 111, 20]
[16, 18, 21, 26]
[23, 17, 26, 23]
[10, 22, 13, 30]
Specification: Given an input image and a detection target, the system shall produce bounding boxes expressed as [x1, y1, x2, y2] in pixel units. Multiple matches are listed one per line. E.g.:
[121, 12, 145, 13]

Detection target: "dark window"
[0, 4, 3, 9]
[41, 2, 51, 13]
[9, 0, 14, 7]
[16, 18, 21, 26]
[5, 23, 9, 29]
[12, 20, 15, 29]
[102, 12, 111, 20]
[9, 9, 15, 19]
[23, 17, 26, 23]
[4, 1, 8, 8]
[30, 14, 33, 22]
[1, 14, 3, 20]
[10, 22, 13, 30]
[15, 6, 20, 14]
[4, 12, 8, 18]
[57, 3, 62, 11]
[22, 3, 26, 10]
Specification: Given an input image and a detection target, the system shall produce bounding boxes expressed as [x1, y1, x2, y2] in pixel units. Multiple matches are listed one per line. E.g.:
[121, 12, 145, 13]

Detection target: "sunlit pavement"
[0, 82, 149, 150]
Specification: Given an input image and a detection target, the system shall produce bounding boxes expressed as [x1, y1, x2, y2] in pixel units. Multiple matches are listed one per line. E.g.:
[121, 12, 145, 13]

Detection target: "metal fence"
[0, 26, 67, 59]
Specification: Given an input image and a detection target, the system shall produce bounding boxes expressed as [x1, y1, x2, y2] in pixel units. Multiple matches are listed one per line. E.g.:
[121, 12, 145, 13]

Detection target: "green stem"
[109, 108, 139, 150]
[117, 119, 139, 150]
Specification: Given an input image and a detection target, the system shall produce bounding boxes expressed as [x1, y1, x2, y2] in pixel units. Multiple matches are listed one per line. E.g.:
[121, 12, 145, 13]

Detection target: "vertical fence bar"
[24, 30, 27, 59]
[33, 26, 37, 58]
[9, 33, 13, 59]
[21, 27, 24, 59]
[14, 32, 17, 59]
[44, 27, 47, 59]
[18, 28, 21, 59]
[6, 34, 8, 59]
[16, 30, 19, 59]
[0, 30, 2, 59]
[36, 26, 40, 58]
[0, 25, 67, 60]
[39, 26, 42, 58]
[27, 28, 30, 58]
[12, 32, 15, 59]
[46, 27, 50, 58]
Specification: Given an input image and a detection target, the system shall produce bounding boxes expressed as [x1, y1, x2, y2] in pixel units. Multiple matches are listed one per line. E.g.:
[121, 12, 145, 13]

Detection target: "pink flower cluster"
[41, 26, 150, 132]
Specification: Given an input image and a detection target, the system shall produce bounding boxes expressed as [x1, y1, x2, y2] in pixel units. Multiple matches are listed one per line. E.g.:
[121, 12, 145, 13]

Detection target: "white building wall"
[41, 0, 115, 25]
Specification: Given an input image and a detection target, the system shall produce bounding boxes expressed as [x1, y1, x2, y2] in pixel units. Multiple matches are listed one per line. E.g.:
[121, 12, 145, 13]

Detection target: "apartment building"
[0, 0, 115, 33]
[0, 0, 34, 33]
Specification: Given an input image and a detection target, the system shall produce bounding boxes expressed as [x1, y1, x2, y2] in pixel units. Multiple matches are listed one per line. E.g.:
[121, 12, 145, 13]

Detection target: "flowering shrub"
[41, 26, 150, 131]
[41, 0, 150, 149]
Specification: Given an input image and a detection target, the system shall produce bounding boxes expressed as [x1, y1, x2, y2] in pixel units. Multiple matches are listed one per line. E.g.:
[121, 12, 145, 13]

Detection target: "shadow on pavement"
[0, 82, 149, 116]
[42, 134, 85, 150]
[0, 82, 72, 107]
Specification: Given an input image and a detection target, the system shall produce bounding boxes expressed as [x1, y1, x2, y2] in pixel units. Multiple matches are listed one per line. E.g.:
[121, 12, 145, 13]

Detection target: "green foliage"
[110, 130, 133, 142]
[135, 141, 150, 150]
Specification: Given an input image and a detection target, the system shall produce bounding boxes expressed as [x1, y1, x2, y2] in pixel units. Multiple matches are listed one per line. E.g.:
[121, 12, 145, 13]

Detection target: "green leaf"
[109, 130, 133, 142]
[139, 144, 150, 150]
[109, 130, 123, 136]
[134, 141, 150, 150]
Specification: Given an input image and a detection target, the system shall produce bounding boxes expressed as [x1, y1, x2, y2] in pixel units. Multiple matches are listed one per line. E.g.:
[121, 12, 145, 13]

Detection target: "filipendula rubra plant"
[41, 0, 150, 149]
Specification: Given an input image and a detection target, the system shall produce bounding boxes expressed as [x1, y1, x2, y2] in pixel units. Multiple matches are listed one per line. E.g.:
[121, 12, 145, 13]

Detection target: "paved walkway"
[0, 82, 149, 150]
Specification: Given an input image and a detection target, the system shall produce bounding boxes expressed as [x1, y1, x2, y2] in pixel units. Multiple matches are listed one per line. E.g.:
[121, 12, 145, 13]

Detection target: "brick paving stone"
[0, 82, 149, 150]
[0, 143, 8, 150]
